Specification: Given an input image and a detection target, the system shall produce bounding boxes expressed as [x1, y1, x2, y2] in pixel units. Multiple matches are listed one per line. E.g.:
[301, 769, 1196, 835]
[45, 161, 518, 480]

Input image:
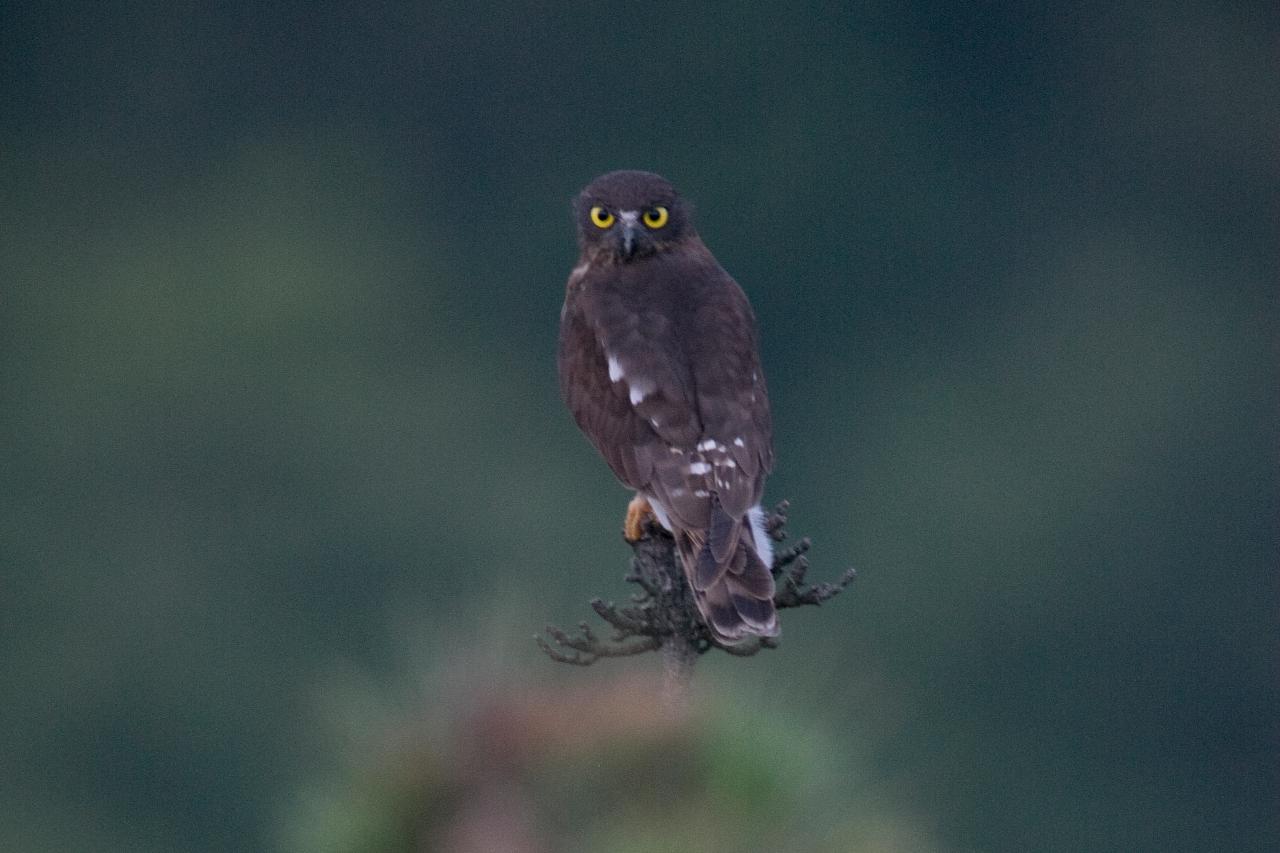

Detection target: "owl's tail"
[677, 502, 778, 644]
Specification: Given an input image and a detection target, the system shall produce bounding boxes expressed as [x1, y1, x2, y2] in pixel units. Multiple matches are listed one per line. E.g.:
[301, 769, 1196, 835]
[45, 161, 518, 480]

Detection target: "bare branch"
[776, 562, 858, 608]
[765, 499, 791, 541]
[771, 537, 811, 575]
[535, 623, 662, 666]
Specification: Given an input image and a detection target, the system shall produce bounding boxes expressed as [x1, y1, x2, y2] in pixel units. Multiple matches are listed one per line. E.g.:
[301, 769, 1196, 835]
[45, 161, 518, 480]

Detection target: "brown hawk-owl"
[557, 170, 778, 644]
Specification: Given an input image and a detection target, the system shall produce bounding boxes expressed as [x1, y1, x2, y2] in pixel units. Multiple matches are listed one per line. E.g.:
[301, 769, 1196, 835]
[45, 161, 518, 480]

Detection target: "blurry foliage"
[278, 672, 936, 853]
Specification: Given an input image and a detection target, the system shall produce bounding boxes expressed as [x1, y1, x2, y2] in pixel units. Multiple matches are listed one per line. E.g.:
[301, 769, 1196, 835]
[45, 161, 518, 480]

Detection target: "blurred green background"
[2, 2, 1276, 851]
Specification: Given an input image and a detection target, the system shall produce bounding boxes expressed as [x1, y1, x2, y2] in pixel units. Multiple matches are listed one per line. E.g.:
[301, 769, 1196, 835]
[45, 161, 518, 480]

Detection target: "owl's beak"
[618, 211, 640, 258]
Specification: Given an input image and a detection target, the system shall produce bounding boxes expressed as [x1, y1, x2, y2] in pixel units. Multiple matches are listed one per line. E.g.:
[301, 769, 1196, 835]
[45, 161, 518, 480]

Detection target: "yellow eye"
[643, 206, 669, 229]
[590, 206, 615, 228]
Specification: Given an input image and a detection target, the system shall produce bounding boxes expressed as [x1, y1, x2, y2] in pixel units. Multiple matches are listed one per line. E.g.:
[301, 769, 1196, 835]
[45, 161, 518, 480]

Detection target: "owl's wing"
[683, 263, 774, 518]
[557, 285, 702, 493]
[558, 253, 773, 522]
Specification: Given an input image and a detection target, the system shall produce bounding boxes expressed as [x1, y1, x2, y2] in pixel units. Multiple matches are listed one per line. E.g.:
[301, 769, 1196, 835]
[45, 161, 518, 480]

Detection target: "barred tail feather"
[678, 519, 778, 644]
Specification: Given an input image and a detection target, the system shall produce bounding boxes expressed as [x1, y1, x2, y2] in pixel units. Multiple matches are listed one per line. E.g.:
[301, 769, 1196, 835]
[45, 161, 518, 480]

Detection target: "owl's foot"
[623, 494, 654, 543]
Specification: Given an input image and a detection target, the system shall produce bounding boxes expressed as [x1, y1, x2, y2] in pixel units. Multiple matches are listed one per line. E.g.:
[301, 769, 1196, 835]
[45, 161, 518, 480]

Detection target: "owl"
[557, 170, 778, 643]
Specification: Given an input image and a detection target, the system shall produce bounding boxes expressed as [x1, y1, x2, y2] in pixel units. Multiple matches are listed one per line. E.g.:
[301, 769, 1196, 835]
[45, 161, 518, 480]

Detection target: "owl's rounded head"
[574, 170, 693, 260]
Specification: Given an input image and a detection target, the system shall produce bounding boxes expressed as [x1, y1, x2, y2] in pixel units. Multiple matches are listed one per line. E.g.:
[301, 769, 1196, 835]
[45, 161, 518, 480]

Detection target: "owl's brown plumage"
[557, 170, 778, 644]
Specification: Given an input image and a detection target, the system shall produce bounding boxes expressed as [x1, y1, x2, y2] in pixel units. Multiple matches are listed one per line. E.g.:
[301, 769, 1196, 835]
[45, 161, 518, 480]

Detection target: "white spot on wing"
[688, 462, 710, 475]
[697, 439, 717, 451]
[733, 436, 746, 448]
[627, 377, 655, 406]
[694, 489, 709, 498]
[607, 355, 624, 383]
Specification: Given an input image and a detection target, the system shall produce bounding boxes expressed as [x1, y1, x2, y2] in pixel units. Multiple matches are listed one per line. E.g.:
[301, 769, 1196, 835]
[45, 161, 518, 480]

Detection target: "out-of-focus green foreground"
[1, 3, 1275, 851]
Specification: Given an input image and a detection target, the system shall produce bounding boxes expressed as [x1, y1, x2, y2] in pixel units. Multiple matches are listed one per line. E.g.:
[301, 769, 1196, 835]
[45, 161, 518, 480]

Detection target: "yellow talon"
[624, 494, 653, 542]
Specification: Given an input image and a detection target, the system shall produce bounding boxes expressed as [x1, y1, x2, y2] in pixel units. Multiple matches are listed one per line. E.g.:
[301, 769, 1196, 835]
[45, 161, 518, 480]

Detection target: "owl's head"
[573, 170, 693, 260]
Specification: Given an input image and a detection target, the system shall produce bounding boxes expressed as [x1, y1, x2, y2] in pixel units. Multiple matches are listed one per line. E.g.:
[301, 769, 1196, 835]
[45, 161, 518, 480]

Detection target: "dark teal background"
[2, 3, 1276, 851]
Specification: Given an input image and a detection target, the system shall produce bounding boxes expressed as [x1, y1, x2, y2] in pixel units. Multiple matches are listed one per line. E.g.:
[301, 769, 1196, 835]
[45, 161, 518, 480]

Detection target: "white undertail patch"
[748, 504, 774, 568]
[647, 495, 674, 532]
